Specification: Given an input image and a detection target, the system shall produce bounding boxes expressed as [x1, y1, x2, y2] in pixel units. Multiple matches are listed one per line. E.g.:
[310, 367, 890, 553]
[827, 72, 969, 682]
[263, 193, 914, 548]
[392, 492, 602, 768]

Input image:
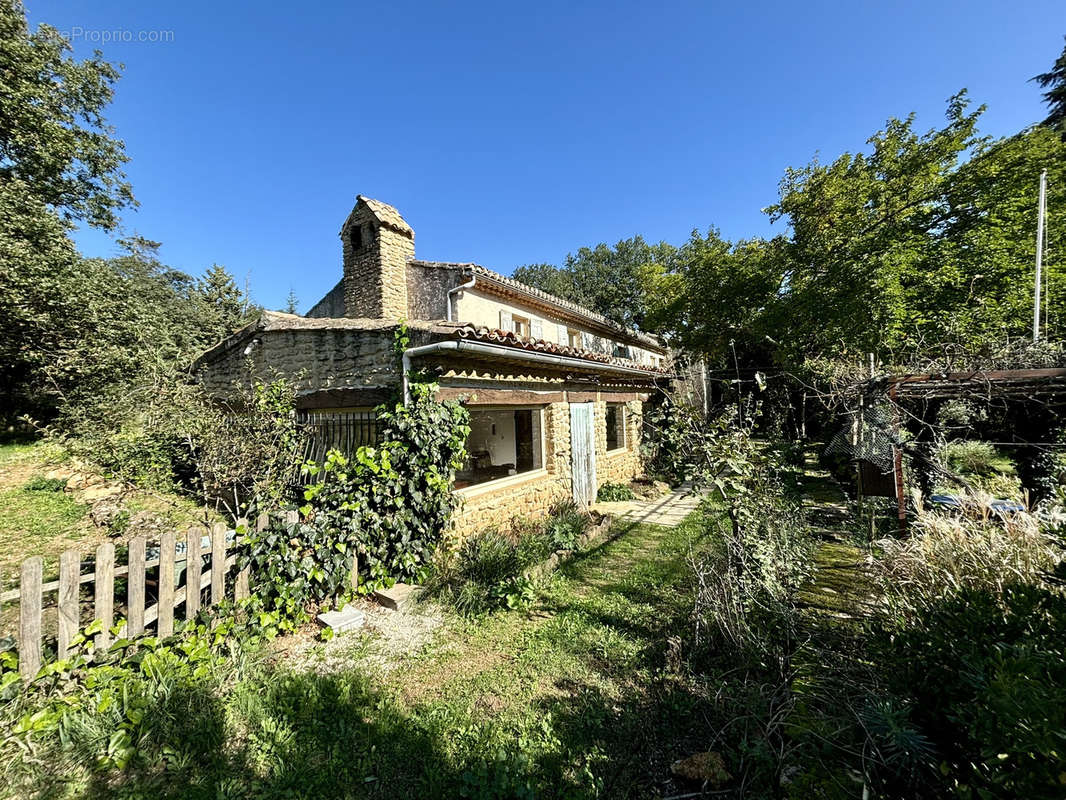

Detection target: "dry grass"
[877, 492, 1064, 609]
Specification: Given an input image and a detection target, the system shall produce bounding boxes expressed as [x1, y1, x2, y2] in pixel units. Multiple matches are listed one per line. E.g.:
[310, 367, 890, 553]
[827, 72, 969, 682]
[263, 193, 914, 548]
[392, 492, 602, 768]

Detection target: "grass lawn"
[0, 437, 215, 585]
[0, 438, 93, 580]
[23, 511, 725, 800]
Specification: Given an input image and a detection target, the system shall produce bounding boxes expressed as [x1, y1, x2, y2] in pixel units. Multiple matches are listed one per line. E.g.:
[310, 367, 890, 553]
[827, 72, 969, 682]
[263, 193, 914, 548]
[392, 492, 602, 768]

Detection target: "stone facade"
[405, 260, 465, 320]
[447, 394, 644, 540]
[341, 198, 414, 320]
[196, 195, 667, 545]
[306, 280, 346, 319]
[195, 315, 426, 404]
[595, 400, 644, 486]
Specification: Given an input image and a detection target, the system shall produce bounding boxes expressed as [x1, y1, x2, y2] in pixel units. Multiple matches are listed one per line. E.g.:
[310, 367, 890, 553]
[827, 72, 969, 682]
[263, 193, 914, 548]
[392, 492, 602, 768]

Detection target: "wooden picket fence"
[1, 512, 297, 680]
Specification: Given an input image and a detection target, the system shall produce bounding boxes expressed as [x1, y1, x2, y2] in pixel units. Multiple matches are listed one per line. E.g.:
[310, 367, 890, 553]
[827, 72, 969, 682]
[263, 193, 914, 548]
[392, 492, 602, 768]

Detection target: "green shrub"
[430, 504, 590, 615]
[298, 383, 469, 592]
[643, 399, 702, 484]
[431, 529, 536, 615]
[868, 585, 1066, 798]
[22, 475, 66, 492]
[239, 515, 357, 634]
[597, 482, 634, 502]
[61, 374, 306, 517]
[1, 615, 246, 795]
[543, 501, 590, 550]
[940, 440, 1014, 478]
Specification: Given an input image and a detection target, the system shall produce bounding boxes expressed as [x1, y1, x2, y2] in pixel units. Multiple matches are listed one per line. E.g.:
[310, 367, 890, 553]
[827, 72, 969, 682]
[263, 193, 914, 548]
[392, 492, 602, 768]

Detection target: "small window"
[348, 225, 363, 251]
[612, 342, 630, 359]
[567, 329, 582, 349]
[512, 314, 531, 338]
[606, 403, 625, 451]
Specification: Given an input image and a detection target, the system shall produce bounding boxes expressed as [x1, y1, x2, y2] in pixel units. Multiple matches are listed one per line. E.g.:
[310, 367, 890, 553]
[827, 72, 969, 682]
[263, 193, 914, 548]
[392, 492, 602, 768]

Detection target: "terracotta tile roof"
[452, 324, 669, 374]
[194, 312, 667, 378]
[357, 195, 413, 237]
[409, 260, 665, 353]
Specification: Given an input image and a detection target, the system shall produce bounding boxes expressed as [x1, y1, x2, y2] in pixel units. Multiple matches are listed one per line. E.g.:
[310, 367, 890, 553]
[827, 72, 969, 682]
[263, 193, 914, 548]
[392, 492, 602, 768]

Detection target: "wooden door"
[569, 402, 597, 508]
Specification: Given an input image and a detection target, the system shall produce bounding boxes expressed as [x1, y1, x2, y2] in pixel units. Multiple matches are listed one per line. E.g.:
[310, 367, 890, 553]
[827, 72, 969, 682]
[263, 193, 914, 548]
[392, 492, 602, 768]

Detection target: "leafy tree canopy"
[0, 0, 134, 229]
[1032, 35, 1066, 136]
[513, 235, 677, 330]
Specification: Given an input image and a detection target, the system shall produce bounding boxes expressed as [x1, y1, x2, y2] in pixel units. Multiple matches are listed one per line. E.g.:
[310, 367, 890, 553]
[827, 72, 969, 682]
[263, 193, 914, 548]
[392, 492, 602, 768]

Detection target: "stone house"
[195, 196, 669, 537]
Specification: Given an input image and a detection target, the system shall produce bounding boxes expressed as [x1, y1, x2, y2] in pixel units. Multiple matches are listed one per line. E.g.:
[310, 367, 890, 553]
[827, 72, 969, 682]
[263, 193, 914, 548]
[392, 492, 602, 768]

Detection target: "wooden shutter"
[530, 319, 543, 340]
[569, 402, 598, 508]
[499, 310, 512, 332]
[557, 323, 569, 345]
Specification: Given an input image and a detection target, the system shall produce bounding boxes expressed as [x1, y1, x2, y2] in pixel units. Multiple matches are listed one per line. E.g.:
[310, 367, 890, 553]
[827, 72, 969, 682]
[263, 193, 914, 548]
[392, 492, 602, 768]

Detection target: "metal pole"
[890, 383, 906, 534]
[1034, 169, 1047, 342]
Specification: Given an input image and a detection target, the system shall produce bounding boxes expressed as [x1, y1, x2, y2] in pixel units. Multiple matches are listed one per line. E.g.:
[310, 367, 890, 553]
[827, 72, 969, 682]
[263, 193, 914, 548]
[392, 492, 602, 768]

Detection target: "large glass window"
[606, 403, 626, 451]
[455, 407, 544, 489]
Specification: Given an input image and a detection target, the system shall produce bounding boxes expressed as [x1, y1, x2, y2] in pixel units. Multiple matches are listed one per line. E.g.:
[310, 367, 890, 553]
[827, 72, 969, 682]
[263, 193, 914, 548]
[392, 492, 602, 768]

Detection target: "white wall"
[466, 409, 517, 468]
[454, 287, 661, 365]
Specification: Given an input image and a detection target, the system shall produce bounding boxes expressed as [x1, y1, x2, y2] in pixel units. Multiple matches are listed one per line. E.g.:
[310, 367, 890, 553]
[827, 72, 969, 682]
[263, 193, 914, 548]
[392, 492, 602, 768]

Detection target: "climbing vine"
[240, 381, 469, 627]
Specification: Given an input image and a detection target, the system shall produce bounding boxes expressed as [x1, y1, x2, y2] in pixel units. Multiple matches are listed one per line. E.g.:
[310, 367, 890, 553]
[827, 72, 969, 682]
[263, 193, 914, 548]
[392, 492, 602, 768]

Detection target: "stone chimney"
[340, 196, 414, 319]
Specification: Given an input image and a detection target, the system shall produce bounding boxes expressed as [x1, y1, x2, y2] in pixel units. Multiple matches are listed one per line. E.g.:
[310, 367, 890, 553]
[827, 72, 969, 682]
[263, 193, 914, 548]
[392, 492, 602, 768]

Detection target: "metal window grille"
[298, 411, 380, 466]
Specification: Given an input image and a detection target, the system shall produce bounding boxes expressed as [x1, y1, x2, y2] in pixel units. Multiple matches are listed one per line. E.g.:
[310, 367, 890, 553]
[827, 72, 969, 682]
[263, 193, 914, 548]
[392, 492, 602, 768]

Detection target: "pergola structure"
[862, 367, 1066, 530]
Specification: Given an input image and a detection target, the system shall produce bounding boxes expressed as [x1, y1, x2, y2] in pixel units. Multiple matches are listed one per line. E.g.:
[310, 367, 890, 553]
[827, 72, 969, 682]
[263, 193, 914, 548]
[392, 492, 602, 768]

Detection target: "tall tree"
[0, 0, 134, 229]
[196, 264, 252, 343]
[765, 92, 985, 362]
[283, 288, 299, 314]
[0, 0, 137, 417]
[511, 263, 575, 302]
[1032, 36, 1066, 136]
[513, 237, 677, 330]
[655, 231, 789, 359]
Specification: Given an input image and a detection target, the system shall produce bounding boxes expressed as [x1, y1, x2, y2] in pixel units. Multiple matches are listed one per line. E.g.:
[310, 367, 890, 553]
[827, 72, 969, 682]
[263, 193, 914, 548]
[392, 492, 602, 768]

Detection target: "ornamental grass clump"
[876, 492, 1064, 619]
[867, 491, 1066, 797]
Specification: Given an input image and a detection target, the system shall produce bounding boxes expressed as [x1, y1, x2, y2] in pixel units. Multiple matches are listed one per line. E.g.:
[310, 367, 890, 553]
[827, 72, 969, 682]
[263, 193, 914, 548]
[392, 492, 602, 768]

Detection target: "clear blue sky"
[27, 0, 1066, 312]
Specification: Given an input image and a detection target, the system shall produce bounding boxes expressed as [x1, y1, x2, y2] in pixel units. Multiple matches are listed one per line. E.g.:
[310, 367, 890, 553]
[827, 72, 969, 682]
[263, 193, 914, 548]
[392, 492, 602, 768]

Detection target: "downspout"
[403, 341, 459, 405]
[446, 274, 477, 322]
[402, 338, 659, 406]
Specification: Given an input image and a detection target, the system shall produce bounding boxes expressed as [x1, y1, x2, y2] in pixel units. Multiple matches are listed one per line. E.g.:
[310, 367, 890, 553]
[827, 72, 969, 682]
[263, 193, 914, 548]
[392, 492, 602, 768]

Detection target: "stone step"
[373, 583, 420, 611]
[316, 603, 366, 633]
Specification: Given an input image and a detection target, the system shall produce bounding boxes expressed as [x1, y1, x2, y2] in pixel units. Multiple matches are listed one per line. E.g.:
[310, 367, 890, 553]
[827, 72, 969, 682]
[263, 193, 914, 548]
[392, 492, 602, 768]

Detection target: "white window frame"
[512, 314, 531, 338]
[454, 405, 548, 497]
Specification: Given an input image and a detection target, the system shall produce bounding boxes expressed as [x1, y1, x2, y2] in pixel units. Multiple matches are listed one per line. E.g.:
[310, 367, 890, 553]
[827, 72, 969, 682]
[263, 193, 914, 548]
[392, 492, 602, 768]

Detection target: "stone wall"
[448, 397, 645, 540]
[595, 399, 644, 486]
[449, 471, 570, 543]
[196, 324, 402, 400]
[342, 205, 414, 320]
[405, 261, 462, 320]
[306, 280, 346, 318]
[449, 399, 572, 539]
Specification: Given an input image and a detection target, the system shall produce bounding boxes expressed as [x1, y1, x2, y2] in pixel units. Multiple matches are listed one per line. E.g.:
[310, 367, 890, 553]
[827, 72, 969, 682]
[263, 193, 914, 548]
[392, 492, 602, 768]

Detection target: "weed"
[596, 482, 635, 502]
[22, 476, 67, 492]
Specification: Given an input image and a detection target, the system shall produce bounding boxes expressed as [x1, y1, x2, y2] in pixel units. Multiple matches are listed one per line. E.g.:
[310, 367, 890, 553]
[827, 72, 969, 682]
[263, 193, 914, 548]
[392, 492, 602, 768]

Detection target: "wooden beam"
[888, 367, 1066, 385]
